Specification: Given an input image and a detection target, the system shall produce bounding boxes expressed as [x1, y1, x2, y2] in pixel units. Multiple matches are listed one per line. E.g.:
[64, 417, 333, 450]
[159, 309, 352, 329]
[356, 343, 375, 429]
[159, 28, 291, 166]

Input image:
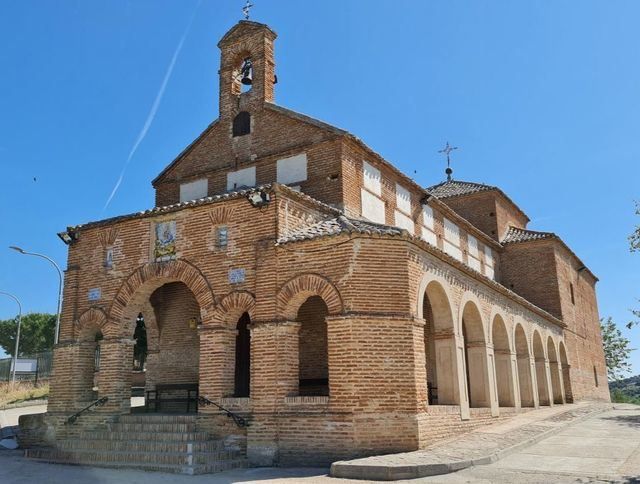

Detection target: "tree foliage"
[0, 313, 55, 357]
[601, 317, 634, 381]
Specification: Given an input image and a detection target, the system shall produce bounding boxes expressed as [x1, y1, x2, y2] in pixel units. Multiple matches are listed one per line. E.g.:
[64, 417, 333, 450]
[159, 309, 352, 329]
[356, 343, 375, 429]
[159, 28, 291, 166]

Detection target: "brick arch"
[277, 273, 344, 320]
[108, 260, 215, 330]
[209, 291, 256, 326]
[75, 307, 108, 342]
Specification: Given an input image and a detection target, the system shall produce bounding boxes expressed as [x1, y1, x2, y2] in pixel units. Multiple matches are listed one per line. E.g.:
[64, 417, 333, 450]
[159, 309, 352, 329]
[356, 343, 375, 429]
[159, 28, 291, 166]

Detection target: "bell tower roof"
[218, 20, 277, 47]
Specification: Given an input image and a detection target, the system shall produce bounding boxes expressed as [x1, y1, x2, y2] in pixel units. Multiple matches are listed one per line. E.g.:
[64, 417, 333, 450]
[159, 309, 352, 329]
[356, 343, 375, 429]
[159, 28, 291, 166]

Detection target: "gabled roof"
[502, 226, 556, 244]
[427, 180, 496, 199]
[277, 215, 404, 244]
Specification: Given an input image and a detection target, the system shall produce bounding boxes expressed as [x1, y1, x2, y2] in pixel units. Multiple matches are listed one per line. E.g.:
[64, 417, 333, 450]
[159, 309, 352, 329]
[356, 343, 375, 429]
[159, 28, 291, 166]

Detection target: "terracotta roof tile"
[277, 215, 404, 244]
[502, 226, 557, 244]
[427, 180, 496, 199]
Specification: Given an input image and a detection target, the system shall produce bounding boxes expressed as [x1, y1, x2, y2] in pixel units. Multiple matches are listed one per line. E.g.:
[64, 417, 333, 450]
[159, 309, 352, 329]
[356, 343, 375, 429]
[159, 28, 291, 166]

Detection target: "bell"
[241, 70, 253, 86]
[240, 58, 253, 86]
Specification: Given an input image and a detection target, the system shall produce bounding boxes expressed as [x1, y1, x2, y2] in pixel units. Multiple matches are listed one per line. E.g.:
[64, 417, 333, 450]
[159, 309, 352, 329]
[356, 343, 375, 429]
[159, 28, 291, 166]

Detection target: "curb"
[0, 399, 48, 411]
[330, 404, 611, 481]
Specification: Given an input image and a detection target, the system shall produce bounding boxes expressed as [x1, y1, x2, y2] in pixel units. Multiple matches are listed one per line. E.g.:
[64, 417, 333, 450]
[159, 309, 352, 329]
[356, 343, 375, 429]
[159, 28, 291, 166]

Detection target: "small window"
[570, 283, 575, 305]
[216, 226, 228, 249]
[593, 365, 598, 387]
[232, 111, 251, 137]
[104, 247, 114, 269]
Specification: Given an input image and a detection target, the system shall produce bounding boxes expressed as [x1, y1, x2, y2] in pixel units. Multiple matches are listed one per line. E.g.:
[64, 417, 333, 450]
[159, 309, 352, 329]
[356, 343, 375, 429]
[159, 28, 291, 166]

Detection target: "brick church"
[24, 18, 609, 473]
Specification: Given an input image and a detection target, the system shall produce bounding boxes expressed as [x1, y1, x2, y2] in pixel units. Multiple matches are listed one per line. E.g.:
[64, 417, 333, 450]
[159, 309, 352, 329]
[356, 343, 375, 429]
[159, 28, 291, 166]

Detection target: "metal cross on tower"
[438, 142, 458, 181]
[242, 1, 254, 20]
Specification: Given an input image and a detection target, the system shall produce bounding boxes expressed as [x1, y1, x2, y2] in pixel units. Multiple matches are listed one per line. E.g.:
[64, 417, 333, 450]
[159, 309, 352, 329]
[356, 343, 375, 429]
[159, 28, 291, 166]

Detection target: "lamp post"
[9, 246, 63, 344]
[0, 291, 22, 383]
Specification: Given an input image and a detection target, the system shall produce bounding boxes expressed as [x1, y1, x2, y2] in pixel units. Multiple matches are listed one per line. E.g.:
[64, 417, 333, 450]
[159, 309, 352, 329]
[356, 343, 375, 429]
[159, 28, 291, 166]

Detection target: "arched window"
[232, 111, 251, 137]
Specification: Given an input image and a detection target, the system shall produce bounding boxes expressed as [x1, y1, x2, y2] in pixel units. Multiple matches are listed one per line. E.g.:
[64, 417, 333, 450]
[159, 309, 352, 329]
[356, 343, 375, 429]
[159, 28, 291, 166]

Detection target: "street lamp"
[9, 246, 63, 344]
[0, 291, 22, 383]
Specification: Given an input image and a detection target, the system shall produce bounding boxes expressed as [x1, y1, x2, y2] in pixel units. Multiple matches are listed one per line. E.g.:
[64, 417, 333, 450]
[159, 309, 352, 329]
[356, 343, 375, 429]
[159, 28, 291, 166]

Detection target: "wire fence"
[0, 350, 53, 383]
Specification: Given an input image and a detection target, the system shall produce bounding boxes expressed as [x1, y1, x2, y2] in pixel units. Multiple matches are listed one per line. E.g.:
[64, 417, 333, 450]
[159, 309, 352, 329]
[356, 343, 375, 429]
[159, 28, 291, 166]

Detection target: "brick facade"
[38, 19, 609, 468]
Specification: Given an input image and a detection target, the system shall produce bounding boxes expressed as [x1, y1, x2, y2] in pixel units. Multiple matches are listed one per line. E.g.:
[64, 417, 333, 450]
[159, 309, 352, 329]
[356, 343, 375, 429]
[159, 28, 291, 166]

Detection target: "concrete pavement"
[0, 404, 637, 483]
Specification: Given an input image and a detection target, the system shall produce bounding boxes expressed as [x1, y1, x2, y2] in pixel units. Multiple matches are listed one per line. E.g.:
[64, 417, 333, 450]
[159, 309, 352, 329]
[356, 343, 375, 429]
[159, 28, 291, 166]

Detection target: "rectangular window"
[104, 247, 114, 269]
[277, 153, 307, 185]
[422, 204, 434, 229]
[227, 167, 256, 191]
[395, 183, 411, 214]
[216, 226, 228, 249]
[484, 246, 495, 279]
[421, 226, 437, 246]
[570, 283, 575, 305]
[467, 235, 479, 258]
[361, 188, 386, 224]
[394, 210, 414, 233]
[363, 161, 381, 195]
[443, 219, 462, 261]
[179, 178, 208, 202]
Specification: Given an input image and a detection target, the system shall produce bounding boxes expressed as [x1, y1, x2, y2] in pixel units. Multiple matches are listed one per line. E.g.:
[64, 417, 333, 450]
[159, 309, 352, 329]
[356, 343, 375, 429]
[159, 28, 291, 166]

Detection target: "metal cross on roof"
[242, 0, 253, 20]
[438, 142, 458, 181]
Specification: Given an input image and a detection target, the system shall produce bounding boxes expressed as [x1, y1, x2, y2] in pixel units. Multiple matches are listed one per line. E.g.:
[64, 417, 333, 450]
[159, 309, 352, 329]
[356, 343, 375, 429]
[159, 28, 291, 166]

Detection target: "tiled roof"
[427, 180, 496, 199]
[277, 215, 404, 244]
[502, 226, 557, 244]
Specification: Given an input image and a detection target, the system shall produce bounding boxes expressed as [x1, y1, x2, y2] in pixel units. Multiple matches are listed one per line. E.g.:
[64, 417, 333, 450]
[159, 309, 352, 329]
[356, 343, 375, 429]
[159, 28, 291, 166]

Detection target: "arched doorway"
[422, 281, 458, 405]
[297, 295, 329, 396]
[515, 324, 534, 407]
[547, 337, 563, 404]
[559, 342, 573, 403]
[533, 331, 550, 405]
[461, 302, 491, 408]
[492, 316, 515, 407]
[234, 312, 251, 397]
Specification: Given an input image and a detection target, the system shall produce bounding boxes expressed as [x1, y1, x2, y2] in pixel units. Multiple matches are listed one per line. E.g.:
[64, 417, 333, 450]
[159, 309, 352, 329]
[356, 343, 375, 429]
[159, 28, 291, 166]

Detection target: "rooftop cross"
[242, 0, 254, 20]
[438, 142, 458, 182]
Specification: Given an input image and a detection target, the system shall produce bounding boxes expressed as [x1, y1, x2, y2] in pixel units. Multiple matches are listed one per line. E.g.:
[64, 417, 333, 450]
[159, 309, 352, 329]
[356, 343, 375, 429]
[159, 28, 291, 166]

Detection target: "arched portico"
[514, 323, 535, 407]
[533, 330, 551, 406]
[491, 315, 517, 407]
[459, 298, 497, 414]
[547, 337, 564, 404]
[559, 341, 573, 403]
[419, 279, 461, 407]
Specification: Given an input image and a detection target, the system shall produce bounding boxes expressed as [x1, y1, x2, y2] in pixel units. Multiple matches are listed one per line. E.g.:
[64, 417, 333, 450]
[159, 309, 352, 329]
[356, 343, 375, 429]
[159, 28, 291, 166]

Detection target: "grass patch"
[0, 381, 49, 408]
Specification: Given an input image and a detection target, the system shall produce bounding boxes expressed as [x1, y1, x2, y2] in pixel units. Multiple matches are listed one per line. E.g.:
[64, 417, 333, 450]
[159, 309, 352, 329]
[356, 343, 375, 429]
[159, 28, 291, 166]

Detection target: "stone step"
[117, 414, 197, 424]
[56, 438, 226, 453]
[81, 430, 211, 442]
[25, 447, 243, 467]
[109, 422, 197, 433]
[25, 454, 246, 475]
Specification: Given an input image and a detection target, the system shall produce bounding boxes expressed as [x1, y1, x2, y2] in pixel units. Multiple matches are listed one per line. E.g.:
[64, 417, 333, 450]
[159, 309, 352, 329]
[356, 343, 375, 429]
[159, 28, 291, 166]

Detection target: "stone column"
[494, 349, 517, 409]
[455, 335, 471, 420]
[198, 325, 238, 399]
[544, 359, 554, 406]
[246, 320, 300, 466]
[433, 330, 460, 406]
[516, 354, 534, 407]
[486, 344, 500, 416]
[465, 342, 493, 410]
[530, 356, 540, 408]
[97, 337, 135, 414]
[550, 360, 565, 404]
[509, 351, 522, 408]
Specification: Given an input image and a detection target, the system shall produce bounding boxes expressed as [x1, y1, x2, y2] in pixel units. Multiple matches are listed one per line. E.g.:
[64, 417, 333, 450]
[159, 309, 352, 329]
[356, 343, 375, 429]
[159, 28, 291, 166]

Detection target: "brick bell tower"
[217, 20, 277, 120]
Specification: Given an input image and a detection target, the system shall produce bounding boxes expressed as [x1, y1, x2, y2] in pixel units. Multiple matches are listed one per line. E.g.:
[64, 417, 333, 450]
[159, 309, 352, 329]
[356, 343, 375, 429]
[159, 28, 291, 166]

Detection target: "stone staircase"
[24, 414, 246, 475]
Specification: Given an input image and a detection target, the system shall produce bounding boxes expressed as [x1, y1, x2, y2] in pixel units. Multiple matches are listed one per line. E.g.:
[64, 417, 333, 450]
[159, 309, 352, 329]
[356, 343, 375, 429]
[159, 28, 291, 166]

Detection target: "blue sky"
[0, 1, 639, 374]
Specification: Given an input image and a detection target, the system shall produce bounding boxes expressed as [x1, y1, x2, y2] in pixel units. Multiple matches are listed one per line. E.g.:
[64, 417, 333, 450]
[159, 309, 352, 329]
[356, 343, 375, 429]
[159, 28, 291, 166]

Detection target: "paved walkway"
[332, 402, 610, 480]
[0, 403, 637, 483]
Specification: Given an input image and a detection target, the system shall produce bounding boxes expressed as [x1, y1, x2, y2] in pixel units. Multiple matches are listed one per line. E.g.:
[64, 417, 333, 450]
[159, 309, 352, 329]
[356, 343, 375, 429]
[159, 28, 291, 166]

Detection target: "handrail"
[197, 395, 248, 427]
[65, 396, 108, 425]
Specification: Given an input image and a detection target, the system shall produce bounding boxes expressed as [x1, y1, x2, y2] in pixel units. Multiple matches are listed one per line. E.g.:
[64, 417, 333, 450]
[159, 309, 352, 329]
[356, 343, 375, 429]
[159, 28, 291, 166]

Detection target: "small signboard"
[228, 268, 246, 284]
[88, 288, 102, 301]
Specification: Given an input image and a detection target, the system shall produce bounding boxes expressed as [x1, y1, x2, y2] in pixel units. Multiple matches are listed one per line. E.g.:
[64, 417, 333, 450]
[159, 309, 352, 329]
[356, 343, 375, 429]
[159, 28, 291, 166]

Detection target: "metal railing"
[65, 396, 108, 425]
[197, 395, 248, 427]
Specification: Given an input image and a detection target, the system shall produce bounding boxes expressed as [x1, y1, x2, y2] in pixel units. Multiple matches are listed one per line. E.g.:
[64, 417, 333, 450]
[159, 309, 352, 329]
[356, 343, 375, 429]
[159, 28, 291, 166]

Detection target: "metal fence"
[0, 350, 53, 383]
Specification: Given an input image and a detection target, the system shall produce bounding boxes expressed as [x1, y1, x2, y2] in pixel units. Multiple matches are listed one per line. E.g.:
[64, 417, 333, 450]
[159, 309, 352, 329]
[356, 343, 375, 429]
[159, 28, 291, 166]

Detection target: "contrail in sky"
[103, 1, 201, 211]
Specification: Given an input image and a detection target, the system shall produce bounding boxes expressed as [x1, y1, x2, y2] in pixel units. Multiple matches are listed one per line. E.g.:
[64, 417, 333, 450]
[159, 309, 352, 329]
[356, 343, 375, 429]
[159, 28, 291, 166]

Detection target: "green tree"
[601, 317, 634, 381]
[0, 313, 55, 357]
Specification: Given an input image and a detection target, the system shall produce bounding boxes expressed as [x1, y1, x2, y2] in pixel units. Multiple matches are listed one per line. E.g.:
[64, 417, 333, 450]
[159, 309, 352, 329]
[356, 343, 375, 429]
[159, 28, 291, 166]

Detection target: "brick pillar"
[455, 335, 471, 420]
[544, 359, 555, 406]
[550, 360, 565, 404]
[486, 344, 500, 416]
[198, 325, 238, 400]
[494, 349, 518, 408]
[47, 343, 79, 413]
[509, 351, 522, 408]
[561, 363, 573, 403]
[246, 320, 300, 466]
[98, 337, 135, 413]
[466, 342, 494, 410]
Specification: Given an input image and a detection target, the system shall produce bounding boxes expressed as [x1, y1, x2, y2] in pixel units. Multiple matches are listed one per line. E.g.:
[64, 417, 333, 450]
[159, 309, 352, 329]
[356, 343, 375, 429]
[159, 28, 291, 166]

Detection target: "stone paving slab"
[330, 403, 611, 481]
